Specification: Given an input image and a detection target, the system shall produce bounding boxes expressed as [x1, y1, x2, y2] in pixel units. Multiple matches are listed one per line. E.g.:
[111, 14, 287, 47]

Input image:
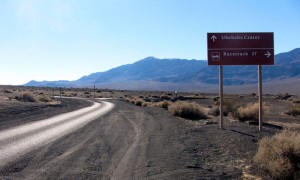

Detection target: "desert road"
[0, 98, 270, 179]
[0, 100, 114, 168]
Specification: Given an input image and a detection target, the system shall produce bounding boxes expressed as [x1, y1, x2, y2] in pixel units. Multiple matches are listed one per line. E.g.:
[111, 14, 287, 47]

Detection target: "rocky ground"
[0, 86, 299, 179]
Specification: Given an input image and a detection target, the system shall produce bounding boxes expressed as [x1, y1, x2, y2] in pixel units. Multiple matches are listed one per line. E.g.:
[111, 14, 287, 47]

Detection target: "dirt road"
[0, 99, 276, 179]
[0, 100, 114, 168]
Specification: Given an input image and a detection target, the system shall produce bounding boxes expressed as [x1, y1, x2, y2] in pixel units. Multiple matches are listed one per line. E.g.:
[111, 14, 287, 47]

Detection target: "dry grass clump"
[168, 101, 208, 120]
[235, 103, 263, 121]
[134, 98, 144, 106]
[254, 130, 300, 179]
[38, 95, 54, 102]
[16, 92, 38, 102]
[160, 94, 172, 100]
[286, 105, 300, 116]
[155, 100, 171, 109]
[208, 106, 228, 116]
[224, 98, 240, 117]
[142, 102, 152, 107]
[208, 106, 220, 116]
[4, 89, 13, 93]
[128, 96, 145, 106]
[15, 92, 55, 103]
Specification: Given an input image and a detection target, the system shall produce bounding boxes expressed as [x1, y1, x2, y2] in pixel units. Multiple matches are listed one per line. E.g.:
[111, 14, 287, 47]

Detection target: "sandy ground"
[0, 97, 284, 179]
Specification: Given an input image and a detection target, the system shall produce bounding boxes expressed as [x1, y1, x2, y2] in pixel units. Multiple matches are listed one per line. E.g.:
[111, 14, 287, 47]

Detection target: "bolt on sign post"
[207, 32, 274, 131]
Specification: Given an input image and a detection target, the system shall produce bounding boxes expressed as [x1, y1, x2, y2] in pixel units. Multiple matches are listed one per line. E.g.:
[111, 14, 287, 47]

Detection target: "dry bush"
[208, 106, 220, 116]
[286, 105, 300, 116]
[16, 92, 38, 102]
[235, 103, 266, 121]
[129, 96, 145, 106]
[208, 106, 228, 116]
[224, 98, 240, 117]
[160, 94, 172, 100]
[134, 98, 144, 106]
[156, 100, 171, 110]
[38, 95, 54, 102]
[254, 130, 300, 179]
[4, 89, 12, 93]
[168, 101, 208, 120]
[212, 96, 219, 102]
[142, 102, 152, 107]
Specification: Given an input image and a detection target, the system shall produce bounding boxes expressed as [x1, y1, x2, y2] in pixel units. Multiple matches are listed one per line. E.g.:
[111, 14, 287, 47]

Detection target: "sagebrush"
[168, 101, 208, 120]
[16, 92, 38, 102]
[235, 103, 267, 121]
[254, 130, 300, 179]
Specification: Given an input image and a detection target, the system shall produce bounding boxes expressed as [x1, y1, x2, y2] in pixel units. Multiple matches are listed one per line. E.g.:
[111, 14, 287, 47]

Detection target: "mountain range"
[25, 48, 300, 92]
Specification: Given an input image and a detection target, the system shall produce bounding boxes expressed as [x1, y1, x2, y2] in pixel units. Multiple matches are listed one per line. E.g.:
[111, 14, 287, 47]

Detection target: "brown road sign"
[207, 32, 274, 65]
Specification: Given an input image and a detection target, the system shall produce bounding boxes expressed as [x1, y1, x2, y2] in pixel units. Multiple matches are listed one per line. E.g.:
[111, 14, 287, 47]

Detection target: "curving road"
[0, 100, 114, 168]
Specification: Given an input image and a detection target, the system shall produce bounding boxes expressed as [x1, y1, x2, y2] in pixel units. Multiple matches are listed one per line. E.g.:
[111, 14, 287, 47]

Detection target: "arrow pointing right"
[264, 51, 271, 58]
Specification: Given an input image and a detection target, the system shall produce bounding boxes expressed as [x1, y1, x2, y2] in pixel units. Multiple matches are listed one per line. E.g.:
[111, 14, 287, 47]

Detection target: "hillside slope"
[25, 48, 300, 89]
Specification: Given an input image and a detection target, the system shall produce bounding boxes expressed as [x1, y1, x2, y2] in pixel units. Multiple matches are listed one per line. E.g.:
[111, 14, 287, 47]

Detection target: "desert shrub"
[208, 106, 220, 116]
[130, 99, 135, 104]
[235, 103, 261, 121]
[125, 98, 131, 102]
[166, 92, 172, 96]
[212, 96, 219, 102]
[84, 91, 90, 95]
[224, 98, 240, 117]
[134, 98, 144, 106]
[38, 95, 53, 102]
[129, 97, 144, 106]
[254, 130, 300, 179]
[208, 106, 228, 116]
[286, 105, 300, 116]
[293, 100, 300, 104]
[168, 101, 208, 120]
[152, 95, 159, 98]
[142, 102, 152, 107]
[4, 89, 12, 93]
[275, 93, 293, 100]
[71, 93, 77, 97]
[160, 94, 171, 100]
[156, 100, 171, 110]
[17, 92, 38, 102]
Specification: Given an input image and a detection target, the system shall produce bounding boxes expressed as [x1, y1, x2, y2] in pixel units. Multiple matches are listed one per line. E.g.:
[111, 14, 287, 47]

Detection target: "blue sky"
[0, 0, 299, 85]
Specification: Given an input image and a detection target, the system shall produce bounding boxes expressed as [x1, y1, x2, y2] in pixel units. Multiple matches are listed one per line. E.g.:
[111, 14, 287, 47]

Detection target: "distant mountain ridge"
[25, 48, 300, 89]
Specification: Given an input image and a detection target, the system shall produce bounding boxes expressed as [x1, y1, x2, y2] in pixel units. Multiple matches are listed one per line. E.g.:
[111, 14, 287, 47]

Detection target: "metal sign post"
[219, 66, 224, 129]
[94, 85, 96, 98]
[258, 65, 263, 131]
[207, 32, 274, 131]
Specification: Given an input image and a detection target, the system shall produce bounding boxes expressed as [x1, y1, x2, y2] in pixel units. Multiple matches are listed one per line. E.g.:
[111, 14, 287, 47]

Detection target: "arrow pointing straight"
[264, 51, 271, 58]
[211, 35, 217, 42]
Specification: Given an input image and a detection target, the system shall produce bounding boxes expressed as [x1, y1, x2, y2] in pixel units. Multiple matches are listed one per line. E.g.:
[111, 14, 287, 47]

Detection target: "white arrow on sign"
[264, 51, 271, 58]
[211, 35, 217, 42]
